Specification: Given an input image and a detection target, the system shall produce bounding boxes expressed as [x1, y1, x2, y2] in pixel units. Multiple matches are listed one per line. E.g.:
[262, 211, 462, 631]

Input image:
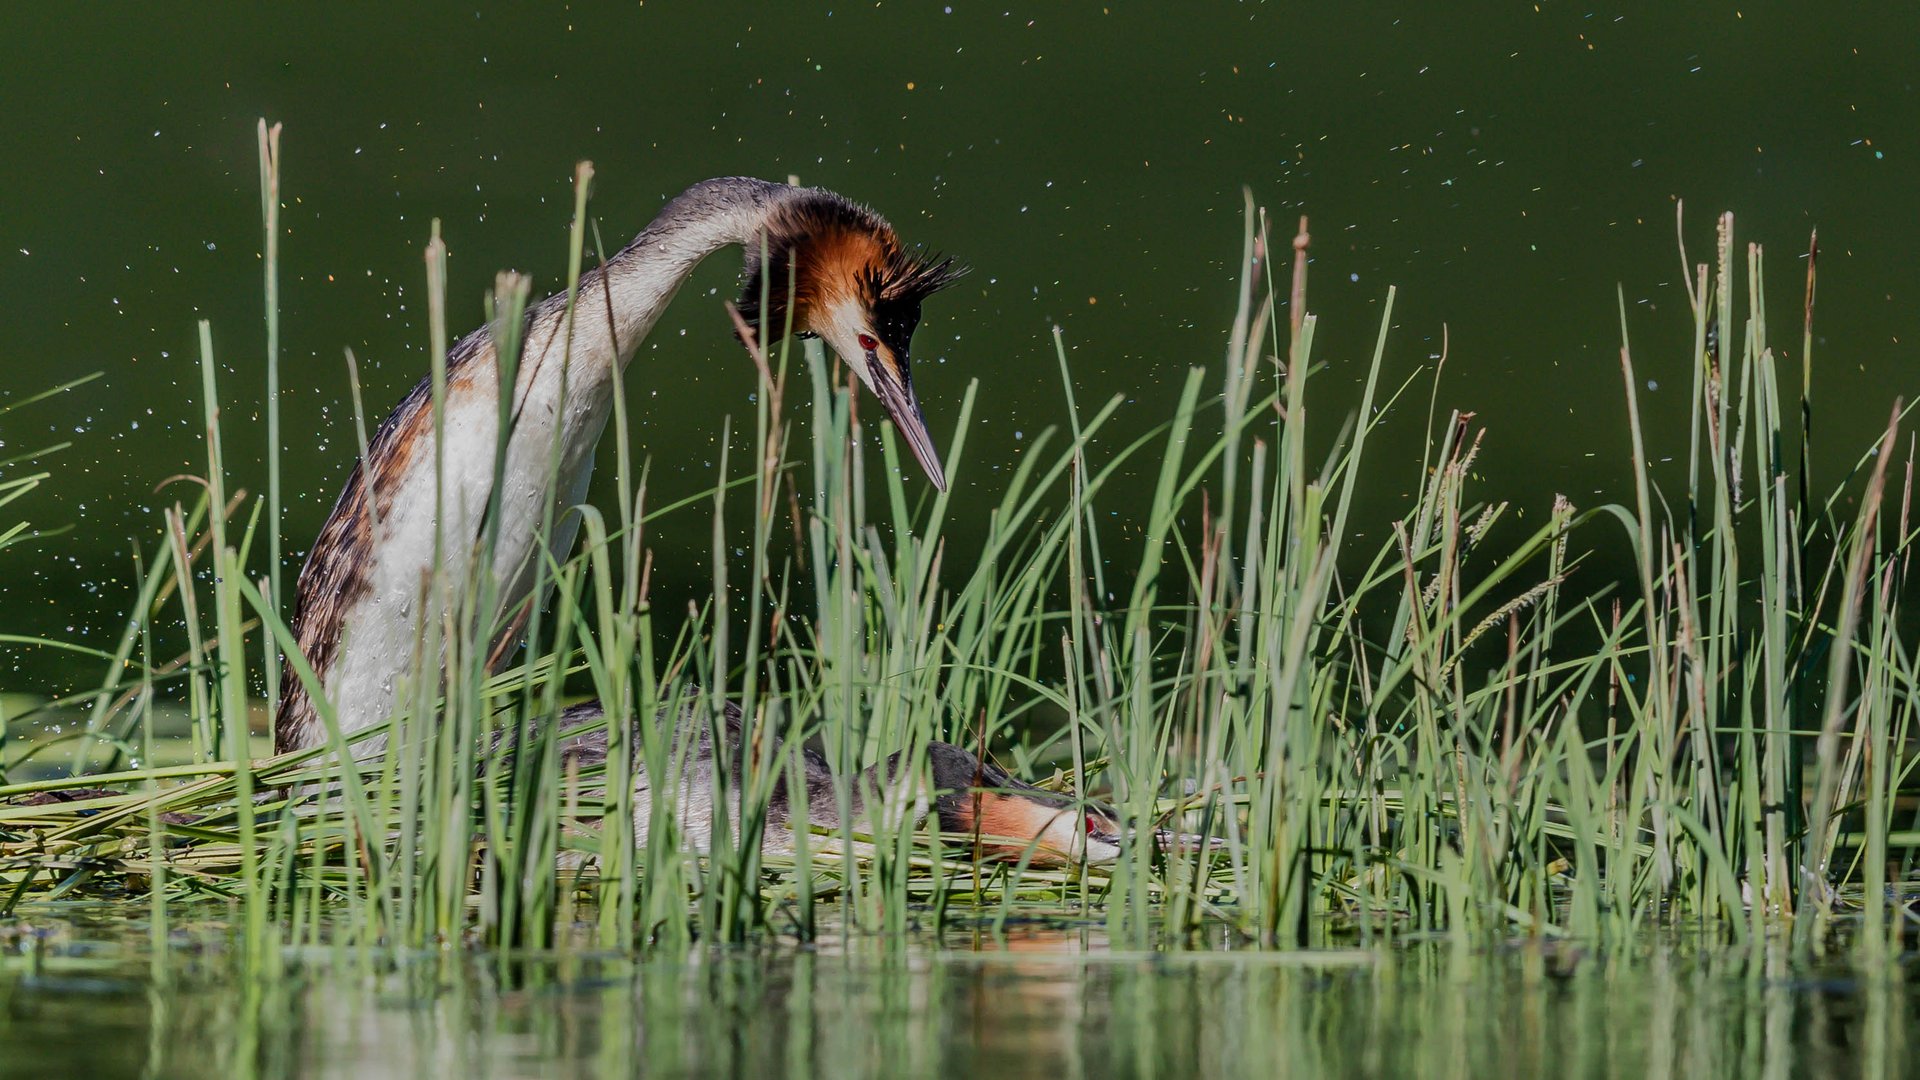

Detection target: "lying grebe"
[277, 175, 1164, 866]
[550, 703, 1137, 866]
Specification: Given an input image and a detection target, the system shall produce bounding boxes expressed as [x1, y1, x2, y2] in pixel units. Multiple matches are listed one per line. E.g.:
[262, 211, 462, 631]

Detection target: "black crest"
[733, 188, 967, 338]
[873, 247, 969, 306]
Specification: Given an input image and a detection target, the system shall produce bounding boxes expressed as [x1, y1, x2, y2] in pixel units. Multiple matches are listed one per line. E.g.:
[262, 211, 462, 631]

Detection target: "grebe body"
[278, 178, 958, 754]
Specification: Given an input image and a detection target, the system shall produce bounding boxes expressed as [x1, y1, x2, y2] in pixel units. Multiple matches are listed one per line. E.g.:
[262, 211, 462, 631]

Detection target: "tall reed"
[2, 141, 1916, 961]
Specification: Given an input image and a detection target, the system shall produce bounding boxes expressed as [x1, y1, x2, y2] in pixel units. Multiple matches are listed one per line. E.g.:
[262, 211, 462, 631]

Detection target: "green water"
[7, 7, 1920, 1074]
[2, 919, 1909, 1079]
[5, 4, 1919, 690]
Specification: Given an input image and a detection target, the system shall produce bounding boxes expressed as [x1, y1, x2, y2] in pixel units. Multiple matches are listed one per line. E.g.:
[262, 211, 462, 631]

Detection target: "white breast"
[322, 309, 627, 752]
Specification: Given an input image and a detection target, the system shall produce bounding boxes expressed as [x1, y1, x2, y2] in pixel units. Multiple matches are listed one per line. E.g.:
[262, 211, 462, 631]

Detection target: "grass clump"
[1, 128, 1915, 962]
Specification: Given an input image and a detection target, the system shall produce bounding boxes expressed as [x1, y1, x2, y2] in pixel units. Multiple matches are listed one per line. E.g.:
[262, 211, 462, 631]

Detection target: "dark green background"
[3, 4, 1915, 690]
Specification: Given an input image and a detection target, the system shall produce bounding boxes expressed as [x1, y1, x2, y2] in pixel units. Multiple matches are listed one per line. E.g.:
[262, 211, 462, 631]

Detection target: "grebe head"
[924, 744, 1138, 866]
[736, 189, 967, 490]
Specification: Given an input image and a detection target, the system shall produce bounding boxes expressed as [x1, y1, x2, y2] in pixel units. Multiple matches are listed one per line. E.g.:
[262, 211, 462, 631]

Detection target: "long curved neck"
[502, 176, 792, 421]
[594, 176, 793, 366]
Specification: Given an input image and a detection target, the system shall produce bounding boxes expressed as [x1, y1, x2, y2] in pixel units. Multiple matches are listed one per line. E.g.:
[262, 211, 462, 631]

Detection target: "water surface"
[2, 917, 1909, 1079]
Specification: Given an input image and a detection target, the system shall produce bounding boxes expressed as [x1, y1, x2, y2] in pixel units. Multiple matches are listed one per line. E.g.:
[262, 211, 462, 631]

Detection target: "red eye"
[857, 333, 878, 352]
[1085, 813, 1103, 837]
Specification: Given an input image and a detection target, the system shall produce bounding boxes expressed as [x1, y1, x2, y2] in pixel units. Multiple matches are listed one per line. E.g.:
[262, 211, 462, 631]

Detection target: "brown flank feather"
[276, 329, 496, 750]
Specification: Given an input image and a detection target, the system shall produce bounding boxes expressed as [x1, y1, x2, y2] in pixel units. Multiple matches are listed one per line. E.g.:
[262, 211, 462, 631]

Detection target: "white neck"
[532, 176, 792, 383]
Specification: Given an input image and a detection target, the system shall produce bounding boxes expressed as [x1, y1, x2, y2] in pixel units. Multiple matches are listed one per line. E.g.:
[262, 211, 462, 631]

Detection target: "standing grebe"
[277, 177, 959, 754]
[277, 175, 1170, 866]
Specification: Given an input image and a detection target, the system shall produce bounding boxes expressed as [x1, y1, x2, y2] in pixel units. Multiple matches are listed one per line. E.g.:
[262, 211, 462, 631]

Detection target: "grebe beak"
[864, 345, 947, 491]
[882, 384, 946, 492]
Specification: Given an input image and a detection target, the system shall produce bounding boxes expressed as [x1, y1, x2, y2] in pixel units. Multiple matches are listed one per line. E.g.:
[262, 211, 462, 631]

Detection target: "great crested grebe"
[277, 175, 1170, 866]
[549, 703, 1140, 866]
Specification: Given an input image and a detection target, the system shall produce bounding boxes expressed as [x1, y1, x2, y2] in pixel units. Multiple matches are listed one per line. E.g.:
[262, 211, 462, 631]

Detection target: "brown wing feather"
[274, 329, 493, 751]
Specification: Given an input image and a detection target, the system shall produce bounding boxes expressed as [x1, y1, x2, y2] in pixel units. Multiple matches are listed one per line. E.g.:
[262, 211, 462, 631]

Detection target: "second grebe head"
[925, 744, 1155, 867]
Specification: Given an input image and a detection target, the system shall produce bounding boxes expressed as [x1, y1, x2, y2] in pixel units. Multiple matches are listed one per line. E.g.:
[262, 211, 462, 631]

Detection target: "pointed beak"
[869, 358, 947, 492]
